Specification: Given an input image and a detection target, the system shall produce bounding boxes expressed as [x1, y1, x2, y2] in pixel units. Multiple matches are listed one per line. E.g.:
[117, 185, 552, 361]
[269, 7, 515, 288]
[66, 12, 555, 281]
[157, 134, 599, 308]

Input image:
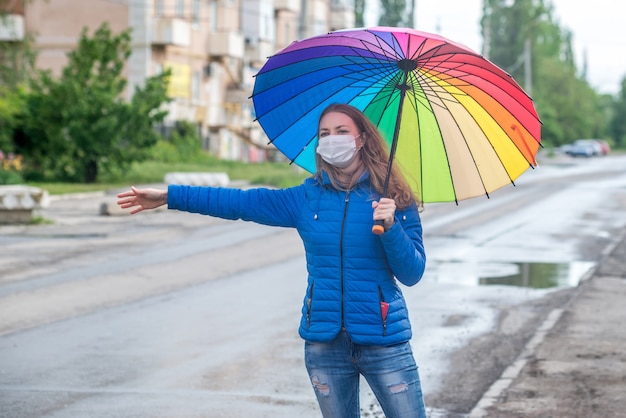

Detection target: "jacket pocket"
[378, 287, 389, 336]
[306, 282, 315, 328]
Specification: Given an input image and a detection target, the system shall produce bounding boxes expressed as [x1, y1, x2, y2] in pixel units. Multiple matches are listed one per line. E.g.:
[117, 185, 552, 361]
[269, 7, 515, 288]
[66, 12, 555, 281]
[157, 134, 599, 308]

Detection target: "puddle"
[427, 261, 596, 289]
[478, 262, 596, 288]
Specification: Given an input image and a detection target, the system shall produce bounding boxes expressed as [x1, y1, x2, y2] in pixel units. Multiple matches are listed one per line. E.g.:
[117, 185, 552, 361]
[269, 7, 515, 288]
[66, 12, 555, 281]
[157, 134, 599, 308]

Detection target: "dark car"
[566, 142, 595, 158]
[571, 139, 604, 156]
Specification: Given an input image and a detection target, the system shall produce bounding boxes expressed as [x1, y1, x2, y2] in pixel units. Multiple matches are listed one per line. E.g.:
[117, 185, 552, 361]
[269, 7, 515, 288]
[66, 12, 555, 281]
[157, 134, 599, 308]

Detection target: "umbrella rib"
[414, 50, 540, 166]
[252, 27, 540, 199]
[415, 70, 491, 200]
[256, 60, 389, 133]
[270, 74, 396, 164]
[278, 31, 410, 169]
[424, 69, 525, 195]
[264, 37, 405, 147]
[351, 32, 414, 127]
[416, 51, 539, 138]
[415, 48, 506, 92]
[404, 72, 460, 203]
[406, 39, 506, 201]
[403, 37, 431, 203]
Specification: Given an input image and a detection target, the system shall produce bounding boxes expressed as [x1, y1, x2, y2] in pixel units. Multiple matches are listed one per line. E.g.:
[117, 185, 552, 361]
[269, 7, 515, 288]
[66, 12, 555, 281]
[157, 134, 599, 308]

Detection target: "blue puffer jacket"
[167, 172, 426, 346]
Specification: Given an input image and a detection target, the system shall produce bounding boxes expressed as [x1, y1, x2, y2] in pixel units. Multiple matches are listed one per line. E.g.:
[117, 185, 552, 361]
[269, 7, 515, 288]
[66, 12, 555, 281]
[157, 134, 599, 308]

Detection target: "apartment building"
[1, 0, 355, 163]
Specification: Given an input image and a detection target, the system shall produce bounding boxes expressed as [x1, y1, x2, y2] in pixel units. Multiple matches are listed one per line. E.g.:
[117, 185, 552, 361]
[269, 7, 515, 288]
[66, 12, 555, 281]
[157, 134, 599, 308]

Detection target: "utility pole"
[481, 2, 491, 59]
[298, 0, 307, 39]
[524, 34, 532, 96]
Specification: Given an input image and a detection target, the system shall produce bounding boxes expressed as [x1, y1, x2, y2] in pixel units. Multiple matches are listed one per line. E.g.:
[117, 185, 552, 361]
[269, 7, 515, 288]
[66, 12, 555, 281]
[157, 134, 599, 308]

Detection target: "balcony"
[274, 0, 300, 12]
[329, 8, 355, 31]
[208, 31, 244, 59]
[245, 39, 275, 64]
[0, 14, 24, 42]
[151, 18, 191, 47]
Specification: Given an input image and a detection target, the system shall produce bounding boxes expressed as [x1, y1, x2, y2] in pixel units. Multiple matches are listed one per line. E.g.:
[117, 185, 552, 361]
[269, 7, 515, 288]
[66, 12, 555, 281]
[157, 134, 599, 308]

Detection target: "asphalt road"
[1, 153, 625, 417]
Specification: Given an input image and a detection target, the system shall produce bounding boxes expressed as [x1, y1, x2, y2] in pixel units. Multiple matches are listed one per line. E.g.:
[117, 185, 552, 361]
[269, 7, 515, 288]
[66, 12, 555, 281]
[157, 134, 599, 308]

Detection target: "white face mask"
[316, 134, 360, 168]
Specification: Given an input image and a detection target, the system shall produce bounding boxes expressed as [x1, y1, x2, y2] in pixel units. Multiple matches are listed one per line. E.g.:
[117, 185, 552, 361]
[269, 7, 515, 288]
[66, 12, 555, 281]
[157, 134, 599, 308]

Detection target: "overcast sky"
[366, 0, 625, 95]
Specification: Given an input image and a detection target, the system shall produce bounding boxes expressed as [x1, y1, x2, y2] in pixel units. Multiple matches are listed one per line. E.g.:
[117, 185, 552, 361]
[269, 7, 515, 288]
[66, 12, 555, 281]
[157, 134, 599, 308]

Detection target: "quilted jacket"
[167, 172, 426, 346]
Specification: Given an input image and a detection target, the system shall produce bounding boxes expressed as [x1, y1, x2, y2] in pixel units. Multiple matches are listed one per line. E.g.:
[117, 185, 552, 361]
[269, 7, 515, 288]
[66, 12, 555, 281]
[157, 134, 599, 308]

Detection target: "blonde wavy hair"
[314, 103, 418, 209]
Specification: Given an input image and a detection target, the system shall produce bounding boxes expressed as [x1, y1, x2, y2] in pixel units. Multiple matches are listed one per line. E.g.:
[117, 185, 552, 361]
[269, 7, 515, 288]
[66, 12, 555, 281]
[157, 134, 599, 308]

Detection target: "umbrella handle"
[372, 220, 385, 235]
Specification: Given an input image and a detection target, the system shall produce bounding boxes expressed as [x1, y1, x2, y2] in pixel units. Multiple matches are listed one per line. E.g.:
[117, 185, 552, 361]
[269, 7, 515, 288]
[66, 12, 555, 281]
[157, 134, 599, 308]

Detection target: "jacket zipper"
[340, 190, 351, 329]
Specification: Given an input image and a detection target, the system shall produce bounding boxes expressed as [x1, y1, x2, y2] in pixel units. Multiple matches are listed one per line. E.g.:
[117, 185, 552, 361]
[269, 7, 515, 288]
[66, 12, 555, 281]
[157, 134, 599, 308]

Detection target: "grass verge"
[27, 159, 310, 195]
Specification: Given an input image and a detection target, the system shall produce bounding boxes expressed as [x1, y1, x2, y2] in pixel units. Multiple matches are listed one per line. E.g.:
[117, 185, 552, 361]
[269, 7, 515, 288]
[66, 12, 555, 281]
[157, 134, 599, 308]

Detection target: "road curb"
[468, 308, 565, 417]
[468, 228, 626, 417]
[48, 191, 107, 201]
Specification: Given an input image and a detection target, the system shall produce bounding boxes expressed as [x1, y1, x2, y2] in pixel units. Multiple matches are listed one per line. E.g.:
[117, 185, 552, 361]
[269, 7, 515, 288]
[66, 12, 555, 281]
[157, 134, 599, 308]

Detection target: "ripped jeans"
[304, 330, 426, 418]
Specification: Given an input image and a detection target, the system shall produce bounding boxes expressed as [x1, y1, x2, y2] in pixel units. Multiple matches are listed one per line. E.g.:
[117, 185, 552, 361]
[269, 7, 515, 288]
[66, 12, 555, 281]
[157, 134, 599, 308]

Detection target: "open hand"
[116, 186, 167, 214]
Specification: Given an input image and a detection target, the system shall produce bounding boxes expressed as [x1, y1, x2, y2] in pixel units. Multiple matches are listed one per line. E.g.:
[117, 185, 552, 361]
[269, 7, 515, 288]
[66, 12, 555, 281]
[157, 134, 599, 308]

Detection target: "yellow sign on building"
[165, 61, 190, 99]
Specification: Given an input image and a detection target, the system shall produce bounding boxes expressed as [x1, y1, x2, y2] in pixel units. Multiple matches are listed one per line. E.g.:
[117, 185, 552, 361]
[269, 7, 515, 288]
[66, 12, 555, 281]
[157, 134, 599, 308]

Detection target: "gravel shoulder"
[476, 230, 626, 417]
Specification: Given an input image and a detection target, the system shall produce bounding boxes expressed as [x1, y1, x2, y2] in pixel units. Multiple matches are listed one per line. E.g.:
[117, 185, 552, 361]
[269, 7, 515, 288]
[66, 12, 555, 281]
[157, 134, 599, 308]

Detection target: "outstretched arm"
[117, 186, 167, 214]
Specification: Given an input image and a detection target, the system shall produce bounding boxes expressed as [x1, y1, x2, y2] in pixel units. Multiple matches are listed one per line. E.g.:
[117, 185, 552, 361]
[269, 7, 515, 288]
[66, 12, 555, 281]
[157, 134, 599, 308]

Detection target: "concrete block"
[0, 185, 49, 210]
[164, 172, 230, 187]
[0, 185, 49, 224]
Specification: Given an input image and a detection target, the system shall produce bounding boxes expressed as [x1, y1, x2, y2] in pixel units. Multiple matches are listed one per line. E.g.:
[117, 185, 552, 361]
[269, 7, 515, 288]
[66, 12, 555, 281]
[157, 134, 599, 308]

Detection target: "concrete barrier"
[0, 185, 49, 224]
[164, 172, 230, 187]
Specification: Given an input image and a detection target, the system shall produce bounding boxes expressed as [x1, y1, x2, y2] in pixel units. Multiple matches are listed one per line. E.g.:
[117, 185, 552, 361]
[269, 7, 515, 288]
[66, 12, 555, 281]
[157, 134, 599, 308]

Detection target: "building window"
[192, 0, 200, 25]
[331, 0, 354, 7]
[210, 1, 218, 31]
[192, 71, 200, 102]
[155, 0, 163, 17]
[176, 0, 184, 18]
[312, 19, 325, 36]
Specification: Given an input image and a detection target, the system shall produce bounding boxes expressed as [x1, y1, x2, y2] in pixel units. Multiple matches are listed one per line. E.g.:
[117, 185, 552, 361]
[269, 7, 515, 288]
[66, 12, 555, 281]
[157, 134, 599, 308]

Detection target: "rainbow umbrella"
[252, 26, 541, 204]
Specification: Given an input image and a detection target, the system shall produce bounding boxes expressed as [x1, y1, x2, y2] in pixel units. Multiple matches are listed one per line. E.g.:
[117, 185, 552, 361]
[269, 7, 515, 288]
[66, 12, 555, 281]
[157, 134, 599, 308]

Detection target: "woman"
[117, 103, 427, 417]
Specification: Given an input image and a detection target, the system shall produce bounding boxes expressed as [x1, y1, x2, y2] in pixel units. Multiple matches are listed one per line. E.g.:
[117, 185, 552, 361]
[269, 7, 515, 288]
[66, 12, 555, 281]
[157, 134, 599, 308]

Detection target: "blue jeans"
[304, 331, 426, 418]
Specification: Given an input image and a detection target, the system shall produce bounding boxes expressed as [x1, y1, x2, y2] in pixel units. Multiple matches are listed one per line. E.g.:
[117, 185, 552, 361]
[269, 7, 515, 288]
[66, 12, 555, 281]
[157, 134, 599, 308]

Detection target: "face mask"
[316, 134, 360, 168]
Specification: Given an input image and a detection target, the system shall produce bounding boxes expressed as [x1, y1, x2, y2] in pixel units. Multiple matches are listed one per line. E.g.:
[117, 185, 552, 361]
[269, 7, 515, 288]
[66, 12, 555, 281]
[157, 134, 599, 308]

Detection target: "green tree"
[611, 76, 626, 148]
[354, 0, 365, 27]
[149, 120, 203, 163]
[0, 0, 37, 88]
[481, 0, 605, 147]
[379, 0, 410, 27]
[0, 85, 25, 151]
[1, 0, 37, 153]
[17, 23, 170, 183]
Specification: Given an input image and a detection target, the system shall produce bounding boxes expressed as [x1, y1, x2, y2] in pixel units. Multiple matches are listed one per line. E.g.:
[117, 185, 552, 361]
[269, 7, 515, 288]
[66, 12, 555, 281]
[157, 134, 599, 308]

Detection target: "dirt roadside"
[473, 229, 626, 417]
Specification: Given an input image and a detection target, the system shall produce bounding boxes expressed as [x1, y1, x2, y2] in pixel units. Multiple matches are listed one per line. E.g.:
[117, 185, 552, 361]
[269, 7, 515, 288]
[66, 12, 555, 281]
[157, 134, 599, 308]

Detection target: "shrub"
[0, 151, 24, 184]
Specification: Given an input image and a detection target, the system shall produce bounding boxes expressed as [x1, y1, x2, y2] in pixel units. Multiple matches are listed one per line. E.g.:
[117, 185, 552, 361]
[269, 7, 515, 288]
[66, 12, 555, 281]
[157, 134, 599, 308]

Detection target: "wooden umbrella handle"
[372, 219, 385, 235]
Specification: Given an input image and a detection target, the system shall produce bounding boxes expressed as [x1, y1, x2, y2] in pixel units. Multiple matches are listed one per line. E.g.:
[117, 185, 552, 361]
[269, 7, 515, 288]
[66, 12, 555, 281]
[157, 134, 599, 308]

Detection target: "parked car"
[566, 142, 595, 158]
[571, 139, 605, 156]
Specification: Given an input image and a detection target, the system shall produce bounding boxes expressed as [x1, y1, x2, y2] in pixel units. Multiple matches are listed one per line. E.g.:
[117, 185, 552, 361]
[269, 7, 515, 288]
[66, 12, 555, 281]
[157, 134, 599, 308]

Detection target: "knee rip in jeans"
[311, 375, 331, 396]
[388, 381, 409, 394]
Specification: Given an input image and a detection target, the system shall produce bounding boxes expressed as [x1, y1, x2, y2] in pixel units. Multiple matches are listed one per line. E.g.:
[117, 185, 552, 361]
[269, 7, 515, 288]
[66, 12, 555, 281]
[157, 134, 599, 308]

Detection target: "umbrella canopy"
[252, 26, 541, 204]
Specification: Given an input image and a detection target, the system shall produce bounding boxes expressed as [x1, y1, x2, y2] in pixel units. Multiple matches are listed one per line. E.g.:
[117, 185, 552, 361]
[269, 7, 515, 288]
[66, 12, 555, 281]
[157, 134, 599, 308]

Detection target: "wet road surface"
[1, 154, 625, 417]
